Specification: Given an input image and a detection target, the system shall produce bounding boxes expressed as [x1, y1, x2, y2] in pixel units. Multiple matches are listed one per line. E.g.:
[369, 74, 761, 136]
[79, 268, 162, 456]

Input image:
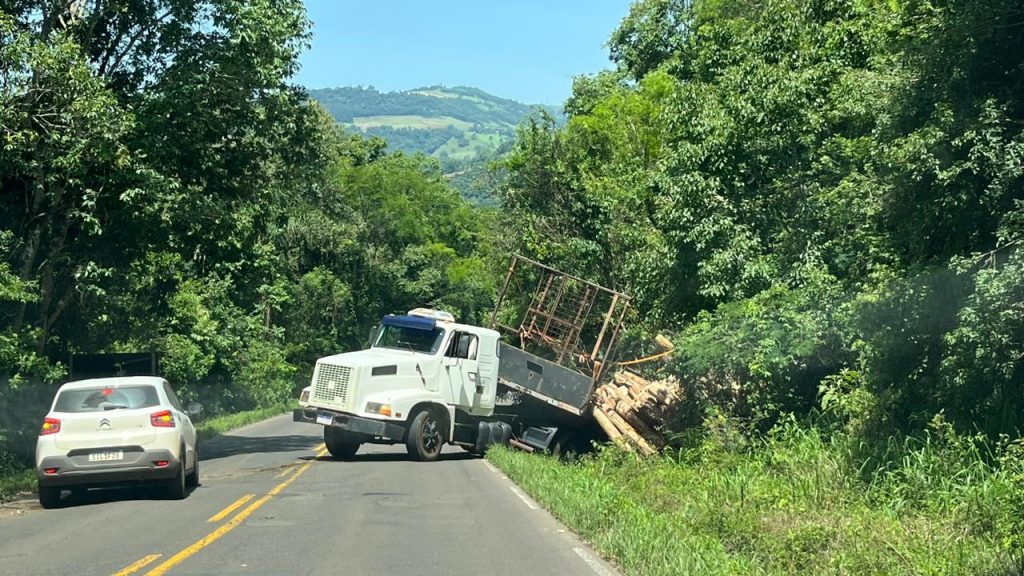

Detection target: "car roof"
[58, 376, 167, 391]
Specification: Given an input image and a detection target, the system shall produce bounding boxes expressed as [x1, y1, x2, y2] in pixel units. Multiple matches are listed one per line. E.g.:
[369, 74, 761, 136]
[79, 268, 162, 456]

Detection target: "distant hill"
[307, 85, 561, 205]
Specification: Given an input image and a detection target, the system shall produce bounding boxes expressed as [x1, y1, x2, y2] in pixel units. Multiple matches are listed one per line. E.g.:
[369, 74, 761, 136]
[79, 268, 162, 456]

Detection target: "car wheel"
[324, 427, 360, 460]
[185, 451, 199, 488]
[405, 409, 443, 462]
[165, 445, 187, 500]
[38, 484, 61, 509]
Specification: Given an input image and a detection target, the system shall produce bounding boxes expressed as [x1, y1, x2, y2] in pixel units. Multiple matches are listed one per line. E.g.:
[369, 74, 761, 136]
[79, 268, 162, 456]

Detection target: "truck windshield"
[374, 325, 445, 354]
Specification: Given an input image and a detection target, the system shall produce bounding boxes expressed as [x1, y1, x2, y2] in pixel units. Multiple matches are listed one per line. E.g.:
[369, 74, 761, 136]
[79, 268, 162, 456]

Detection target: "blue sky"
[295, 1, 633, 105]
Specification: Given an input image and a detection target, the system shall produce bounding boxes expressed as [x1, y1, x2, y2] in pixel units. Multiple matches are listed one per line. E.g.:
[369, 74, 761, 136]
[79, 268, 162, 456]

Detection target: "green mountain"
[307, 85, 560, 205]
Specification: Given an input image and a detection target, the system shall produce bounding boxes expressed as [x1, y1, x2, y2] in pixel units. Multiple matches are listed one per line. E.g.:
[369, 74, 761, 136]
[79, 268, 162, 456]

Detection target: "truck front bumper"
[293, 408, 406, 442]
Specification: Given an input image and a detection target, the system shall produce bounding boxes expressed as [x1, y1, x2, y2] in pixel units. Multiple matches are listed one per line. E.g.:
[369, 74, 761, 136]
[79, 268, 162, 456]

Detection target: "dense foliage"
[494, 1, 1023, 566]
[0, 1, 492, 462]
[499, 0, 1023, 439]
[1, 2, 1021, 565]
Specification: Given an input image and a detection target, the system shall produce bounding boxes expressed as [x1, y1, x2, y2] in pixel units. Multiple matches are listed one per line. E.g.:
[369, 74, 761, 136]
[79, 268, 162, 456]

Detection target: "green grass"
[0, 466, 35, 502]
[351, 115, 473, 130]
[406, 89, 459, 99]
[434, 131, 502, 160]
[0, 403, 296, 502]
[487, 421, 1023, 576]
[195, 402, 296, 442]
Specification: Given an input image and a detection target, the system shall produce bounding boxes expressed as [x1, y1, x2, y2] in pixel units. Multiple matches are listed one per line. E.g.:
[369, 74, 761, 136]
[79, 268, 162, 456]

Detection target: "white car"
[35, 376, 202, 508]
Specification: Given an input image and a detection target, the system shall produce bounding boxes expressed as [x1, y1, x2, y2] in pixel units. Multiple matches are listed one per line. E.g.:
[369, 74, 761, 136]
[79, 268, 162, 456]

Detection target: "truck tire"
[406, 409, 443, 462]
[324, 427, 360, 460]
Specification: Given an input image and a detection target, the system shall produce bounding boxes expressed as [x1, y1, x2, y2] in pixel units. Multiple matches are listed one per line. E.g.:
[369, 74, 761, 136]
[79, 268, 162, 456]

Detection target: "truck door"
[442, 331, 479, 410]
[474, 333, 497, 413]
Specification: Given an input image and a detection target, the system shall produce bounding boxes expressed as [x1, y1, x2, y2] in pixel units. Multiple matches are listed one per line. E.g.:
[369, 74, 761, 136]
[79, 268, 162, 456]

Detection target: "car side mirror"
[187, 402, 203, 417]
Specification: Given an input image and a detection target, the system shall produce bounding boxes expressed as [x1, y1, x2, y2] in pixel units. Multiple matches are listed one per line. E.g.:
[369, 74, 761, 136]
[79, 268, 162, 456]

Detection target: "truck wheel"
[406, 409, 443, 462]
[551, 431, 579, 460]
[324, 427, 360, 460]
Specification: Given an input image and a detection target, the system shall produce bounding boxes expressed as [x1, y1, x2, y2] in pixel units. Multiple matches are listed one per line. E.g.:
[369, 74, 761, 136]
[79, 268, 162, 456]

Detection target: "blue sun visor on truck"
[381, 315, 437, 331]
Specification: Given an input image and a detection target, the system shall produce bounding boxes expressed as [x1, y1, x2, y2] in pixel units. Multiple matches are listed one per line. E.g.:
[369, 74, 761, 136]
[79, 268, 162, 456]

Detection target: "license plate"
[316, 413, 334, 426]
[88, 450, 123, 462]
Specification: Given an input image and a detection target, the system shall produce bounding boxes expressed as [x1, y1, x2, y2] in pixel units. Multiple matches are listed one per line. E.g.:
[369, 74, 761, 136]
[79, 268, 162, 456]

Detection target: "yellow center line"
[206, 494, 255, 523]
[143, 445, 329, 576]
[112, 554, 162, 576]
[276, 443, 327, 479]
[274, 463, 298, 479]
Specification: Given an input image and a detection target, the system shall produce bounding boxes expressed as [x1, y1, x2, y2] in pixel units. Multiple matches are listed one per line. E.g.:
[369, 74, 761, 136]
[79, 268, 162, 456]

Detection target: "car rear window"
[54, 385, 161, 413]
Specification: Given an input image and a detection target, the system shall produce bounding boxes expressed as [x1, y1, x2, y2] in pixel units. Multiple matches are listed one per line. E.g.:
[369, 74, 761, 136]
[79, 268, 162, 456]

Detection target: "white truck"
[293, 256, 631, 461]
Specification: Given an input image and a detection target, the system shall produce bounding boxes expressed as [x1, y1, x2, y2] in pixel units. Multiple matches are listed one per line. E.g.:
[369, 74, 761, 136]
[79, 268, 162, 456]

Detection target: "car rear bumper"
[293, 408, 406, 441]
[36, 448, 181, 487]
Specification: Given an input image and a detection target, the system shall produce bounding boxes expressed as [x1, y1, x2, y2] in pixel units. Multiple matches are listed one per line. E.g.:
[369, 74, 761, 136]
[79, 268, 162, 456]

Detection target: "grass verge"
[487, 421, 1022, 576]
[195, 402, 296, 443]
[0, 403, 296, 502]
[0, 467, 35, 502]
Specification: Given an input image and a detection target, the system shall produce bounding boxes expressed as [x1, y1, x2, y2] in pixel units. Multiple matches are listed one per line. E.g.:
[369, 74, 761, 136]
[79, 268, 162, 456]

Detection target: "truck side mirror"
[366, 324, 382, 348]
[187, 402, 203, 418]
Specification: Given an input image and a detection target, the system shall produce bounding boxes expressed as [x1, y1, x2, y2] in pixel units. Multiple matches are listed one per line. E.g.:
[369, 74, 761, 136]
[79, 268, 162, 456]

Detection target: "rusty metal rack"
[488, 255, 631, 385]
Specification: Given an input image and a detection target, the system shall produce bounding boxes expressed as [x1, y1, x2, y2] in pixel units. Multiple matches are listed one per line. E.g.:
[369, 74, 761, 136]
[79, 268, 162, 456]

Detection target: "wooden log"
[593, 407, 634, 452]
[613, 386, 631, 402]
[617, 371, 651, 390]
[615, 399, 665, 447]
[601, 395, 618, 412]
[636, 402, 671, 427]
[655, 334, 675, 350]
[622, 384, 641, 401]
[633, 391, 660, 411]
[647, 383, 679, 405]
[605, 409, 657, 456]
[592, 406, 622, 440]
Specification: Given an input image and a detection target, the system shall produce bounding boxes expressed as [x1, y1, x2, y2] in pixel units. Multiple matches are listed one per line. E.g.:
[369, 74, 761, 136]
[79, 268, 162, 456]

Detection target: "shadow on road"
[48, 483, 199, 510]
[200, 433, 323, 462]
[307, 450, 480, 464]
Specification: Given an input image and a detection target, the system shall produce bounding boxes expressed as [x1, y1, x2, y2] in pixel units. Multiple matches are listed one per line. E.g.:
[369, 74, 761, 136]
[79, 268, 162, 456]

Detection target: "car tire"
[324, 427, 360, 460]
[165, 445, 188, 500]
[37, 484, 61, 509]
[405, 409, 443, 462]
[185, 451, 199, 488]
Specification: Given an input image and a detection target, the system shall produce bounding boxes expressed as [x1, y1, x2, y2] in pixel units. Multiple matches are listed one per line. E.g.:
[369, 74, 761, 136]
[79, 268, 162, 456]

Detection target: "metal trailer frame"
[488, 255, 631, 401]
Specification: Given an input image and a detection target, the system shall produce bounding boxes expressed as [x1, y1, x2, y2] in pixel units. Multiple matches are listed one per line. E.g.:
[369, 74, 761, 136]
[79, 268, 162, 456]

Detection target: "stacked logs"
[592, 371, 680, 456]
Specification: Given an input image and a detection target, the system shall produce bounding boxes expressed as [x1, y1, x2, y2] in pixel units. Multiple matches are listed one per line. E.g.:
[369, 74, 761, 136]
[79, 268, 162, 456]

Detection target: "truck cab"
[294, 308, 502, 461]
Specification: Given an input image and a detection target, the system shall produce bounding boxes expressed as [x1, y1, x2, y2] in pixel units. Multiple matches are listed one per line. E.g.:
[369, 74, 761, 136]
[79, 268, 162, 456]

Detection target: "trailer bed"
[497, 343, 594, 416]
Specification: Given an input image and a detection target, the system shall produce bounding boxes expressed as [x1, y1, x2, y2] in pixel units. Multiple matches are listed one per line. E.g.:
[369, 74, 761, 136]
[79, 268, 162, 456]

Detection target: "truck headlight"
[299, 389, 310, 403]
[365, 402, 392, 417]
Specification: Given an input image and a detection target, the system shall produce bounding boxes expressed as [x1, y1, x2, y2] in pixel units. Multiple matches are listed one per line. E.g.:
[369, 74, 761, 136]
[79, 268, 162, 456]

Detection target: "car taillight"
[40, 418, 61, 435]
[151, 410, 175, 427]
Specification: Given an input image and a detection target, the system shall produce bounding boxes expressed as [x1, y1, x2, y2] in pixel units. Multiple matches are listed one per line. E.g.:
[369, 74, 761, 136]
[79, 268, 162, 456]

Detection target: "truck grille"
[313, 363, 353, 408]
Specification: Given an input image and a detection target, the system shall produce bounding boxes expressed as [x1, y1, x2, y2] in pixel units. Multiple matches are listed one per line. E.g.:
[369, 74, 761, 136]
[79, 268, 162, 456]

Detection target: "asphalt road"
[0, 414, 620, 576]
